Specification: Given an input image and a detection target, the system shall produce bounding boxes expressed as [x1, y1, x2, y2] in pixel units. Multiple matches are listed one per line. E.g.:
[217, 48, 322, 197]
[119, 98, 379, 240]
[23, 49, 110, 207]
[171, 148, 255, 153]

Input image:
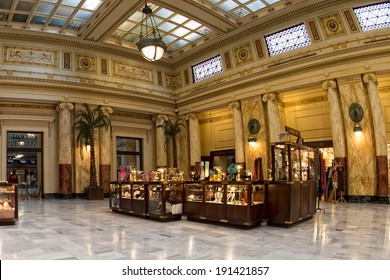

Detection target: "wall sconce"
[248, 136, 257, 147]
[353, 123, 363, 137]
[349, 103, 364, 137]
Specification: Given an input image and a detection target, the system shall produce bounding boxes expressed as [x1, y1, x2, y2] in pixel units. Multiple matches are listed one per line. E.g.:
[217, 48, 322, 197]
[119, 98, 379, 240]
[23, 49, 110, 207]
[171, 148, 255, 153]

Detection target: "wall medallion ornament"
[319, 12, 346, 39]
[349, 103, 363, 122]
[248, 119, 260, 134]
[233, 42, 253, 66]
[76, 53, 97, 73]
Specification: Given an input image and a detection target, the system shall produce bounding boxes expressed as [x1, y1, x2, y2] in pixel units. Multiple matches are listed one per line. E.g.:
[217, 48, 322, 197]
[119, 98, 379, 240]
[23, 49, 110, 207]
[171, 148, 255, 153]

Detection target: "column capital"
[321, 80, 337, 91]
[362, 73, 377, 85]
[185, 112, 200, 121]
[262, 92, 278, 103]
[101, 106, 113, 115]
[228, 101, 241, 110]
[56, 102, 74, 111]
[152, 114, 168, 123]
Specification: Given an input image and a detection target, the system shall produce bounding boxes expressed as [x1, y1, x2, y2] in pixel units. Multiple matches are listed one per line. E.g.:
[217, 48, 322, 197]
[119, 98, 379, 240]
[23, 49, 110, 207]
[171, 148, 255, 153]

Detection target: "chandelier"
[136, 1, 167, 61]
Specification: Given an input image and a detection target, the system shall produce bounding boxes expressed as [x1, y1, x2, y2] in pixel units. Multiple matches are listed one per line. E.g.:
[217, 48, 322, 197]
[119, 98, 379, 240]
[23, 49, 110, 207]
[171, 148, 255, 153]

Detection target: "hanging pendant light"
[136, 1, 167, 61]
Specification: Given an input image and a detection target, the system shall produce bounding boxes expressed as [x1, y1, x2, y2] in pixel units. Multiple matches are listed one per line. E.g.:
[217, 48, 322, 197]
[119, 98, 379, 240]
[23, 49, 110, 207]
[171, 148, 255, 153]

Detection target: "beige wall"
[199, 108, 234, 157]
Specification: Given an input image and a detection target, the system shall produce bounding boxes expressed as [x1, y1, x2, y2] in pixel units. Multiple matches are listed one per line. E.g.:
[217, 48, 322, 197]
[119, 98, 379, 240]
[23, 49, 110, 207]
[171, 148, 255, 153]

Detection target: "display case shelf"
[0, 182, 18, 225]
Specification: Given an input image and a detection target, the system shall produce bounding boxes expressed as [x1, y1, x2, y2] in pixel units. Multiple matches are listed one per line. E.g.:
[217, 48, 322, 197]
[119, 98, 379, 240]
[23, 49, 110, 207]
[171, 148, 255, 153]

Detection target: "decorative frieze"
[3, 45, 58, 68]
[112, 60, 154, 83]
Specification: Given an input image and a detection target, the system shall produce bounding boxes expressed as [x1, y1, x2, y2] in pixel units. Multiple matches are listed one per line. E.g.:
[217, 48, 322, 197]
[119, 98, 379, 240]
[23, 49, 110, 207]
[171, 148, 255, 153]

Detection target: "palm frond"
[73, 103, 112, 188]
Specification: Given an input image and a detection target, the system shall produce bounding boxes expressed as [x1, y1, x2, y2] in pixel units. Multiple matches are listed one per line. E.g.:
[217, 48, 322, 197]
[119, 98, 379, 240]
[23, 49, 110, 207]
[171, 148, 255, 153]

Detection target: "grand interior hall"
[0, 0, 390, 266]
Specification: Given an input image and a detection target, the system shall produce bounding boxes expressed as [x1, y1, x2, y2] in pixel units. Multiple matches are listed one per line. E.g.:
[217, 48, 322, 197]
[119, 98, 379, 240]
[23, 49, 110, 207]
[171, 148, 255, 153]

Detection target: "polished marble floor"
[1, 197, 389, 260]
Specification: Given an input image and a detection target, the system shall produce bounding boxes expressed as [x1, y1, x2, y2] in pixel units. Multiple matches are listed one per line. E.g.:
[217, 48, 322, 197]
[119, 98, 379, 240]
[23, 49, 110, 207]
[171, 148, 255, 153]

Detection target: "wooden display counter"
[109, 181, 183, 222]
[0, 182, 18, 225]
[184, 180, 265, 229]
[266, 142, 317, 227]
[265, 180, 316, 227]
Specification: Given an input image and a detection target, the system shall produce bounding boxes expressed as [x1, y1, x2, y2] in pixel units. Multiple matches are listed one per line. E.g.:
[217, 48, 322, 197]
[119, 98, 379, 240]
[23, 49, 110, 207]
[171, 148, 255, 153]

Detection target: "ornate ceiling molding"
[177, 40, 390, 103]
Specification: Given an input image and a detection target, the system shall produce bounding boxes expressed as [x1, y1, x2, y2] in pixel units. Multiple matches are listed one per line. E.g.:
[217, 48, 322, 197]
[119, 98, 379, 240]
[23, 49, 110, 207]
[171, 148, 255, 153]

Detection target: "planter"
[84, 188, 104, 200]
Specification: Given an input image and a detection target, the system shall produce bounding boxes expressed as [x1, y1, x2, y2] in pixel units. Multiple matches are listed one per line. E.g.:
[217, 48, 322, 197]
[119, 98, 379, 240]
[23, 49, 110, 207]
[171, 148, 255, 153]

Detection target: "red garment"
[8, 173, 18, 184]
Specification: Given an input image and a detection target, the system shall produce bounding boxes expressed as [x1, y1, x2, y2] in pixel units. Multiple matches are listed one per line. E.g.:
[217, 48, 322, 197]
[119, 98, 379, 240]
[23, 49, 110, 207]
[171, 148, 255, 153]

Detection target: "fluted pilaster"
[322, 80, 347, 158]
[153, 114, 168, 168]
[262, 92, 281, 143]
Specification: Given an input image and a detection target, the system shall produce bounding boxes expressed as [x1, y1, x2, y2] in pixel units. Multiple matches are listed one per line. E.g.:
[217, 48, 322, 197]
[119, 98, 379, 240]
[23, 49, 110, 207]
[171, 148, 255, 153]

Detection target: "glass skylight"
[0, 0, 104, 33]
[353, 2, 390, 32]
[204, 0, 281, 20]
[106, 2, 214, 54]
[265, 23, 311, 56]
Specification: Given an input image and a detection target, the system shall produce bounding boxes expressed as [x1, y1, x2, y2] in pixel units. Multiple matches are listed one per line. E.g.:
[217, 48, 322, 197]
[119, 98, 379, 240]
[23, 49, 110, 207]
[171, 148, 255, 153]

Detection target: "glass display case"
[148, 181, 183, 221]
[148, 182, 163, 216]
[132, 184, 145, 200]
[271, 142, 315, 182]
[0, 182, 18, 225]
[132, 183, 146, 214]
[291, 147, 301, 180]
[184, 182, 203, 217]
[251, 183, 264, 205]
[226, 184, 247, 205]
[268, 142, 317, 227]
[205, 182, 224, 204]
[109, 181, 148, 217]
[120, 183, 132, 211]
[300, 147, 309, 181]
[273, 144, 289, 180]
[185, 182, 203, 202]
[184, 181, 265, 228]
[109, 182, 120, 209]
[308, 149, 316, 180]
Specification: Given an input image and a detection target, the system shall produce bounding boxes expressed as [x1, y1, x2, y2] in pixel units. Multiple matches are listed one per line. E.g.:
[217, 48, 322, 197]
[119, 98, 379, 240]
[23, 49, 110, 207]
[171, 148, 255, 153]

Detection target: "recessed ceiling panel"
[0, 0, 105, 35]
[105, 2, 215, 55]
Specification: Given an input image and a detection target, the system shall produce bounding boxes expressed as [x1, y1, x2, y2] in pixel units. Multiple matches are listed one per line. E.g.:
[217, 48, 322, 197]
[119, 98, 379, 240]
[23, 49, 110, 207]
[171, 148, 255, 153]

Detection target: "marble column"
[322, 80, 347, 158]
[228, 101, 245, 170]
[185, 113, 201, 168]
[56, 102, 74, 197]
[322, 80, 348, 196]
[99, 106, 113, 194]
[363, 73, 389, 198]
[262, 92, 281, 144]
[152, 114, 168, 168]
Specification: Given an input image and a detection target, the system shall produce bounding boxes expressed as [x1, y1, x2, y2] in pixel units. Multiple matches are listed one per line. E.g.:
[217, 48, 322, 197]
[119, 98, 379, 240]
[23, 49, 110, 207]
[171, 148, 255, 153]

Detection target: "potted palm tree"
[157, 118, 185, 168]
[73, 103, 111, 199]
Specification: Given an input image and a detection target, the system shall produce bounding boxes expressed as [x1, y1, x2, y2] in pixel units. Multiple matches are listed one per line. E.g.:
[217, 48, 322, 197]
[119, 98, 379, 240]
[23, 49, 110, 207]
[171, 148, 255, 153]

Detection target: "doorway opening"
[7, 132, 43, 199]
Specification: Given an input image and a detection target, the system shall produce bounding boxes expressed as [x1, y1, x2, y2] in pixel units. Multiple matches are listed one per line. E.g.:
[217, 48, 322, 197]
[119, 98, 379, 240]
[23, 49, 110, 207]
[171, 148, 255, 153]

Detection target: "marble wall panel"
[338, 77, 376, 196]
[59, 164, 72, 195]
[242, 98, 269, 178]
[99, 164, 111, 193]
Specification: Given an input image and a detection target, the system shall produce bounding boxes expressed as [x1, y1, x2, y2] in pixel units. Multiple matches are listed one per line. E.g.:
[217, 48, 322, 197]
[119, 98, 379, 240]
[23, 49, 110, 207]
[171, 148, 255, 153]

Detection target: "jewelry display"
[214, 191, 223, 203]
